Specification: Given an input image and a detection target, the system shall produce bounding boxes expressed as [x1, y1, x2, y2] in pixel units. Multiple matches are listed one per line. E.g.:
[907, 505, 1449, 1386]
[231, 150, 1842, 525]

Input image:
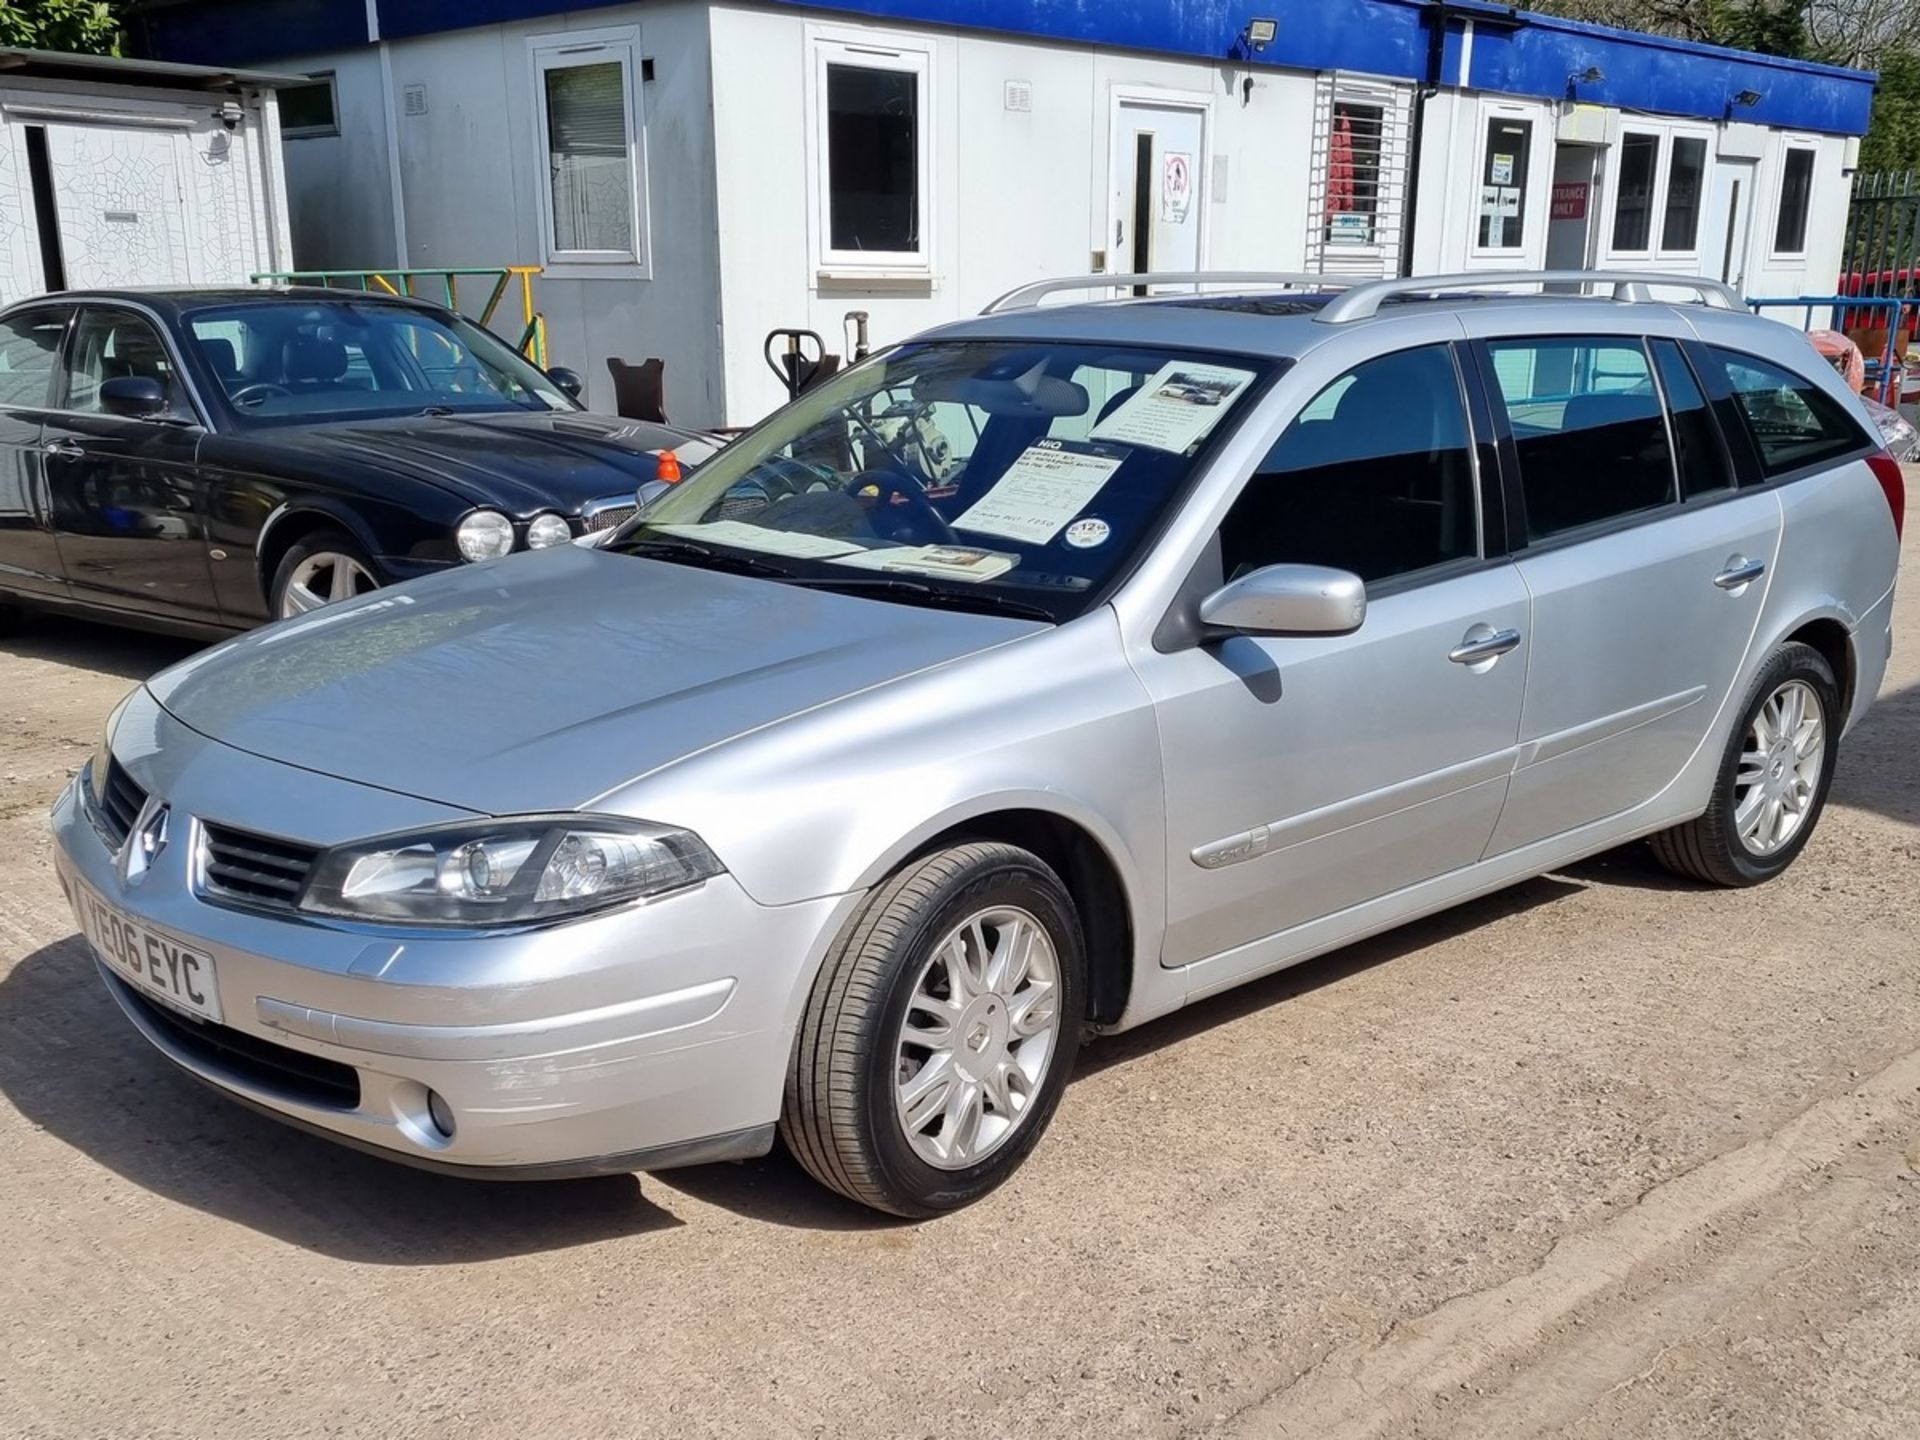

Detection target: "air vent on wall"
[403, 84, 427, 117]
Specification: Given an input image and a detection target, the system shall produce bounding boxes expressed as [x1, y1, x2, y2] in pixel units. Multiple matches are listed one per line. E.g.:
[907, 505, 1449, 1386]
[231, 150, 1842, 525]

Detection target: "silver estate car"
[53, 270, 1904, 1216]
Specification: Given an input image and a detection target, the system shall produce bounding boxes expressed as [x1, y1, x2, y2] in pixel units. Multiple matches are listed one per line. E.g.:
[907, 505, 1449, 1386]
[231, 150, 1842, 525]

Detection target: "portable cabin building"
[128, 1, 1876, 428]
[0, 47, 296, 306]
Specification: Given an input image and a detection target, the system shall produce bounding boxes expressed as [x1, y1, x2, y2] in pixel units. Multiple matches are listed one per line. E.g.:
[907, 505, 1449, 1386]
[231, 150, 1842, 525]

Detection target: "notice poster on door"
[1551, 181, 1589, 220]
[1162, 150, 1193, 224]
[953, 439, 1126, 545]
[1479, 186, 1522, 247]
[1090, 361, 1256, 454]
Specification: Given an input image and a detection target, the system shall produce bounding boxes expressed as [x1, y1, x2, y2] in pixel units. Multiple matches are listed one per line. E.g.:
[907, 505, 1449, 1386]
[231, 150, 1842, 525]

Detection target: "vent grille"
[90, 759, 149, 849]
[117, 980, 360, 1109]
[581, 503, 636, 534]
[200, 823, 320, 910]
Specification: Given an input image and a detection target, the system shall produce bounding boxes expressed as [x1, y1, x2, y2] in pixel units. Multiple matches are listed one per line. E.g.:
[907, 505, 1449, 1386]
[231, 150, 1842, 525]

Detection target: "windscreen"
[186, 300, 576, 425]
[614, 340, 1274, 622]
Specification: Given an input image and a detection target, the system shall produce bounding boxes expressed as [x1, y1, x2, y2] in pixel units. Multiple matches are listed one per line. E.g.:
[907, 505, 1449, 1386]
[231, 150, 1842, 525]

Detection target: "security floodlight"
[1733, 88, 1763, 107]
[1244, 18, 1278, 50]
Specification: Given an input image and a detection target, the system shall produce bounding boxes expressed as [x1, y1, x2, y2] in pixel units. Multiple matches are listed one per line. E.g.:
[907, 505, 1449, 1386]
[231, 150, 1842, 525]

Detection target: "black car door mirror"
[547, 366, 585, 401]
[99, 376, 171, 420]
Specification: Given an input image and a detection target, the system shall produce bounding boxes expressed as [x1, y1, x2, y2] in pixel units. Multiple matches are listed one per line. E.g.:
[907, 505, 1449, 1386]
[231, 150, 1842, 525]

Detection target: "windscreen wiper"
[610, 536, 795, 580]
[788, 575, 1056, 622]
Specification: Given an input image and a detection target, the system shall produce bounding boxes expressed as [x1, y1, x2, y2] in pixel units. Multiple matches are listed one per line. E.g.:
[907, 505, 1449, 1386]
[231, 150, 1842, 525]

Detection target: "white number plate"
[73, 880, 223, 1024]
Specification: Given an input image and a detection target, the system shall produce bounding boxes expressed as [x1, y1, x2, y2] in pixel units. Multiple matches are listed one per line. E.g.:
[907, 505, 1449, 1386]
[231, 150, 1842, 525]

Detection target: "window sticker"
[953, 439, 1126, 545]
[1089, 362, 1257, 453]
[654, 521, 866, 559]
[1063, 517, 1110, 549]
[832, 544, 1019, 583]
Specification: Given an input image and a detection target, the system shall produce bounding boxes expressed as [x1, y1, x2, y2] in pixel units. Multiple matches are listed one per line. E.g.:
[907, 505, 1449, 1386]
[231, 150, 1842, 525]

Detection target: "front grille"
[200, 822, 320, 910]
[117, 979, 360, 1109]
[581, 503, 636, 534]
[90, 759, 148, 849]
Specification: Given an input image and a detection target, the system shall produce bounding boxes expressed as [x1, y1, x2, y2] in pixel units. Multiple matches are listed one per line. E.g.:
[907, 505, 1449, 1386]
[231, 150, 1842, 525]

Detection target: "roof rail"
[983, 271, 1339, 314]
[1316, 270, 1743, 324]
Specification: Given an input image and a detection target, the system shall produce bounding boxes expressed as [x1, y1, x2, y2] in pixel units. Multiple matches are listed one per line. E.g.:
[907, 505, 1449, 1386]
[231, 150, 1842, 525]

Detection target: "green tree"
[0, 0, 123, 55]
[1858, 47, 1920, 172]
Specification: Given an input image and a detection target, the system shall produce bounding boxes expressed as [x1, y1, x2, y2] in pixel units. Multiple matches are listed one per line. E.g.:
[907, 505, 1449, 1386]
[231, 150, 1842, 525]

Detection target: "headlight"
[455, 509, 515, 563]
[526, 511, 573, 549]
[300, 817, 722, 927]
[87, 696, 130, 807]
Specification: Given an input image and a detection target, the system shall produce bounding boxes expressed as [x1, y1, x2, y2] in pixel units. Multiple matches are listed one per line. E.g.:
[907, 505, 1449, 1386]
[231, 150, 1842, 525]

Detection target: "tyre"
[1648, 641, 1841, 887]
[782, 842, 1085, 1218]
[269, 529, 383, 619]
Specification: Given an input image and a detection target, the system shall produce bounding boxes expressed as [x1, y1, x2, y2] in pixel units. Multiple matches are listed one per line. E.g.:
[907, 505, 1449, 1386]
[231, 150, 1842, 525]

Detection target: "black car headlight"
[300, 816, 722, 927]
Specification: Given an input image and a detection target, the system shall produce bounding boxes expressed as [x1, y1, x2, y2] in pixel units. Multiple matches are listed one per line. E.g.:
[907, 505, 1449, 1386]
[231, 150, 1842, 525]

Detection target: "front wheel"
[781, 842, 1085, 1218]
[1648, 641, 1841, 886]
[269, 529, 383, 619]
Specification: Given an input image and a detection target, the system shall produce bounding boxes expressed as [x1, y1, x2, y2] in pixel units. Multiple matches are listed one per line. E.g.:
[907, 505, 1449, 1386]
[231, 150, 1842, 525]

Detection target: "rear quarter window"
[1711, 347, 1870, 478]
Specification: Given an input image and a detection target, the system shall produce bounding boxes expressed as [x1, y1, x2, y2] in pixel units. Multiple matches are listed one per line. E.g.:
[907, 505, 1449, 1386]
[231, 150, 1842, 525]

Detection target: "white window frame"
[1469, 101, 1543, 260]
[278, 72, 339, 139]
[806, 26, 935, 281]
[528, 25, 649, 279]
[1602, 121, 1714, 261]
[1769, 138, 1819, 260]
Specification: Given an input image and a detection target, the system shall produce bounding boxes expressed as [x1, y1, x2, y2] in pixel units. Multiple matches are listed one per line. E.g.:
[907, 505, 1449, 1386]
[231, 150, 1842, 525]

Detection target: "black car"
[0, 288, 713, 636]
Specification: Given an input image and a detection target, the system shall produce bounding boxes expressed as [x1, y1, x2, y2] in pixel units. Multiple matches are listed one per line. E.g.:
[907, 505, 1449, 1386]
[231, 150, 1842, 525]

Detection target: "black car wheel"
[782, 842, 1085, 1218]
[270, 529, 384, 619]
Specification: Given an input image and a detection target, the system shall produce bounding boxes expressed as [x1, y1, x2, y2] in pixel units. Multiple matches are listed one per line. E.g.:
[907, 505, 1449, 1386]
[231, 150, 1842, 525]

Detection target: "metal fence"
[1840, 170, 1919, 334]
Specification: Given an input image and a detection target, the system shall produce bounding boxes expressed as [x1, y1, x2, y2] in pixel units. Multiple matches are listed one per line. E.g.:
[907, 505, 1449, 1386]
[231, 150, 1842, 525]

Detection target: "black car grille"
[90, 759, 149, 849]
[118, 980, 361, 1109]
[581, 503, 636, 534]
[200, 823, 321, 910]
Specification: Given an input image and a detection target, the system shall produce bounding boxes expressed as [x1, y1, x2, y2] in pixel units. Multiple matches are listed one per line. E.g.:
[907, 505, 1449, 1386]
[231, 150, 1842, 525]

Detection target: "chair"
[606, 356, 668, 422]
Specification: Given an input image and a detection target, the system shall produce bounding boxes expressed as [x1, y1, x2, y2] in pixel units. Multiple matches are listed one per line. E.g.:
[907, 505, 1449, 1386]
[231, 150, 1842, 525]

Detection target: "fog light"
[427, 1089, 456, 1138]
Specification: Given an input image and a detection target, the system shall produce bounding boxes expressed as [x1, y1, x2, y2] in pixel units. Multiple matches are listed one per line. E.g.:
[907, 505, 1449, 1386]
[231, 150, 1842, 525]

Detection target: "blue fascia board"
[127, 0, 370, 69]
[129, 0, 1877, 136]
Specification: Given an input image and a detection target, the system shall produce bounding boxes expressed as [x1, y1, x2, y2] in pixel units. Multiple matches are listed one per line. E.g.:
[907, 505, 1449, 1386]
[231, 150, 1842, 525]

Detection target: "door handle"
[1713, 556, 1766, 590]
[43, 437, 85, 460]
[1448, 626, 1523, 665]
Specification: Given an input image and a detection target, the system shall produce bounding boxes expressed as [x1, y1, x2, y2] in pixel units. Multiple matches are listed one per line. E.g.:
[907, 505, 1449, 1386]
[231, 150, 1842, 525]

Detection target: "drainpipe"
[1399, 2, 1527, 277]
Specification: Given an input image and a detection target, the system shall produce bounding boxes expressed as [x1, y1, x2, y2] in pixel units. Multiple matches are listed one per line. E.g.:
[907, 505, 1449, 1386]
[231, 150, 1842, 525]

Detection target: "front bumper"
[51, 702, 845, 1178]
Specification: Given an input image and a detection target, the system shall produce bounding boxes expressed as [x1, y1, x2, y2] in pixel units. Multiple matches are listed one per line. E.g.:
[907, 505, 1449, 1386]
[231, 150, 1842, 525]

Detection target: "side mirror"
[634, 478, 672, 513]
[547, 366, 585, 401]
[1199, 563, 1366, 637]
[100, 375, 170, 419]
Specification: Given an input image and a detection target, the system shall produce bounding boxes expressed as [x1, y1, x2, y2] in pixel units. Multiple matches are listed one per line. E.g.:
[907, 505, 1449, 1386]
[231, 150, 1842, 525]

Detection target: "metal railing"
[1747, 293, 1915, 407]
[248, 266, 550, 366]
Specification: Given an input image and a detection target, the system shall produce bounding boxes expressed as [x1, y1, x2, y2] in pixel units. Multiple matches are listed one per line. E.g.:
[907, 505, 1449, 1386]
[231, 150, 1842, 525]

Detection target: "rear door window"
[1486, 338, 1675, 542]
[1710, 347, 1869, 477]
[1219, 344, 1479, 585]
[1651, 339, 1733, 498]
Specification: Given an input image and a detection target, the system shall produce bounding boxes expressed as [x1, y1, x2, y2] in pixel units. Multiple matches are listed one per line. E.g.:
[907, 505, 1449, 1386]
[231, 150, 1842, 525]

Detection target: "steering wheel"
[843, 468, 956, 545]
[230, 382, 292, 409]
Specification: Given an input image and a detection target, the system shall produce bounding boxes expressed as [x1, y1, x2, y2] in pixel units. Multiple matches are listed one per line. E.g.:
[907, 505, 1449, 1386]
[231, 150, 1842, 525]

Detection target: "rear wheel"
[1648, 641, 1840, 886]
[269, 529, 382, 619]
[781, 842, 1085, 1217]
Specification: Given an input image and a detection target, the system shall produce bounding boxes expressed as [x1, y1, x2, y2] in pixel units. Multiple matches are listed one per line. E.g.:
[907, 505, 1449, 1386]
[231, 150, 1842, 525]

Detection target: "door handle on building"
[1448, 626, 1522, 665]
[1713, 556, 1766, 590]
[43, 438, 85, 460]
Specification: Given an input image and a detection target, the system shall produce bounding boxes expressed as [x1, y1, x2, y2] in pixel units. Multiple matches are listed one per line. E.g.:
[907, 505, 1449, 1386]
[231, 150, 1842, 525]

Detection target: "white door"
[1109, 99, 1205, 280]
[43, 124, 193, 289]
[1703, 158, 1757, 292]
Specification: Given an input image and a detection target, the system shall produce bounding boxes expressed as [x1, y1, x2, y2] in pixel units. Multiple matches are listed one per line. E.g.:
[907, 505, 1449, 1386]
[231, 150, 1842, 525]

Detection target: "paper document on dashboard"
[654, 521, 866, 559]
[952, 441, 1124, 545]
[1089, 361, 1256, 453]
[831, 544, 1019, 582]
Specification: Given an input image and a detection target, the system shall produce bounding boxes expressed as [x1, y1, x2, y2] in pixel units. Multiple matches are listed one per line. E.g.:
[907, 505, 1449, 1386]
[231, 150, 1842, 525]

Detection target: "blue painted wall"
[128, 0, 1876, 136]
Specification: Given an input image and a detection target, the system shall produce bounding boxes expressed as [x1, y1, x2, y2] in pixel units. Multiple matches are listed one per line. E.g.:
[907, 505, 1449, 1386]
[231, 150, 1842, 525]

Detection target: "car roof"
[1, 286, 443, 321]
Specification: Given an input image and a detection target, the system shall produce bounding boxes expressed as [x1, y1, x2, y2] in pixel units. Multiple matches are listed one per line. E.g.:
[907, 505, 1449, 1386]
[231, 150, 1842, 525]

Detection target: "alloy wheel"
[1733, 678, 1825, 856]
[894, 905, 1061, 1170]
[280, 552, 378, 617]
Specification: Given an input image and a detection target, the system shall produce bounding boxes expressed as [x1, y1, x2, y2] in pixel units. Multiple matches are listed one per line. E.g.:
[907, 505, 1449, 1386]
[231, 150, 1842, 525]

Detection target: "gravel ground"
[2, 506, 1918, 1439]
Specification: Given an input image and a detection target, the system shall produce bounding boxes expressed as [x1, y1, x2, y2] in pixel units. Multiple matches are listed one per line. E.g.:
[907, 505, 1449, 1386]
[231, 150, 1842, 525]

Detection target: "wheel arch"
[255, 501, 384, 602]
[850, 799, 1144, 1030]
[1779, 614, 1857, 723]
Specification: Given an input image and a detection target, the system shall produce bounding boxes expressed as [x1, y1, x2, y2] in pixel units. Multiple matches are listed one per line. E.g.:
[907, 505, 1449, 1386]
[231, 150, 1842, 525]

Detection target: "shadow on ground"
[1, 615, 203, 684]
